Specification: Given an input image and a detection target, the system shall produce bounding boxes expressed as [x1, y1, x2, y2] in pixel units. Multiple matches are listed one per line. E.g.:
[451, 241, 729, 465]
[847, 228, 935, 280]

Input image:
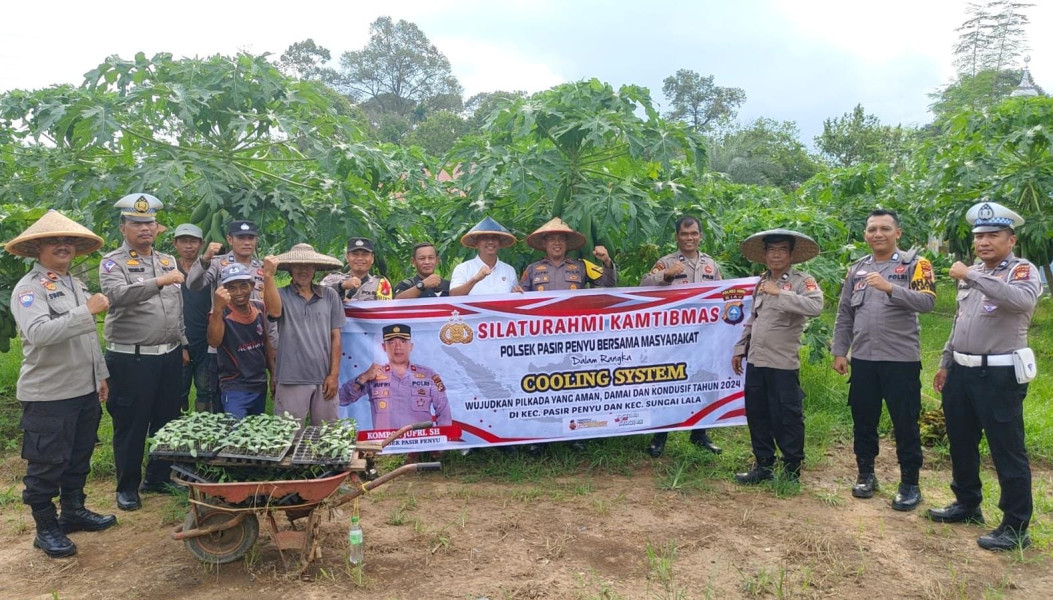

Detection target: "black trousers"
[942, 364, 1031, 530]
[848, 359, 923, 481]
[744, 364, 805, 466]
[106, 348, 183, 493]
[20, 392, 101, 510]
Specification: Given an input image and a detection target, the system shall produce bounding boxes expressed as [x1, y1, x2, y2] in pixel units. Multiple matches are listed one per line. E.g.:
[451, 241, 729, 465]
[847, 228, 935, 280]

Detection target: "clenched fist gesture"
[592, 245, 611, 266]
[86, 293, 110, 315]
[157, 270, 185, 287]
[214, 286, 231, 311]
[262, 255, 279, 278]
[202, 242, 223, 261]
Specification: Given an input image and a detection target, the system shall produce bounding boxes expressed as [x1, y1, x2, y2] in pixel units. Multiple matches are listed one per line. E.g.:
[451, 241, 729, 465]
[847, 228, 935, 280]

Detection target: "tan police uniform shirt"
[12, 264, 109, 402]
[832, 250, 935, 362]
[940, 254, 1042, 368]
[320, 272, 393, 301]
[519, 257, 617, 291]
[733, 269, 824, 370]
[100, 242, 186, 346]
[187, 253, 265, 298]
[640, 251, 722, 286]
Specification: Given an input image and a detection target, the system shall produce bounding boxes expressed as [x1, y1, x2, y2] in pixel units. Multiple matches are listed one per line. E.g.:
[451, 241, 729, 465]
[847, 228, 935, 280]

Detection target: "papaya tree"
[446, 79, 708, 281]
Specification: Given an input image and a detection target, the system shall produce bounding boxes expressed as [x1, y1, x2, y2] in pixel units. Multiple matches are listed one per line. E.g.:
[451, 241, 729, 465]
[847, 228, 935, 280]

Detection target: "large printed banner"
[337, 278, 758, 453]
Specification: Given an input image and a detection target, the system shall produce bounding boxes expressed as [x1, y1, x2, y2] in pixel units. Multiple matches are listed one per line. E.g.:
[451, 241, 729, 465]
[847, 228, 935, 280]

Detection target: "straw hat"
[274, 243, 342, 271]
[460, 216, 517, 249]
[739, 229, 820, 264]
[3, 210, 105, 258]
[525, 217, 586, 252]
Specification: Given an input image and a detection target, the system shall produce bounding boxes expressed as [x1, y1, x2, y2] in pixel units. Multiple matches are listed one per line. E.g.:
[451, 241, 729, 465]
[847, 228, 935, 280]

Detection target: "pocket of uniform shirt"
[850, 292, 864, 308]
[956, 288, 970, 302]
[19, 413, 71, 464]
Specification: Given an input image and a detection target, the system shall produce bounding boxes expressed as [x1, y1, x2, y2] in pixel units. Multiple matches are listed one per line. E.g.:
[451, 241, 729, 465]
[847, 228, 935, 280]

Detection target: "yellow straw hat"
[525, 217, 586, 252]
[3, 210, 105, 258]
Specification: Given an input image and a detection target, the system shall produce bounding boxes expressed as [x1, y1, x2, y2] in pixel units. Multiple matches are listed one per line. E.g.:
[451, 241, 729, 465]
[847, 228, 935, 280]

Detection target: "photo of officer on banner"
[339, 324, 452, 431]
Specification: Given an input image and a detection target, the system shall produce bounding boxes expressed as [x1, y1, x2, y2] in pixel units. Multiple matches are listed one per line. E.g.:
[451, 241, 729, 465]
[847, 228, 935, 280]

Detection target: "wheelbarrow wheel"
[183, 509, 259, 564]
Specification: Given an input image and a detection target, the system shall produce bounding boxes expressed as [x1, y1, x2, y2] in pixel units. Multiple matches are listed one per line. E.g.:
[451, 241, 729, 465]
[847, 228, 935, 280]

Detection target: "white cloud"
[435, 37, 566, 96]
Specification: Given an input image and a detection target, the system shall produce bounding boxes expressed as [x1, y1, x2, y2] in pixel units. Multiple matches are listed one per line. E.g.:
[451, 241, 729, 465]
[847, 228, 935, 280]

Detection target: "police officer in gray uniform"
[519, 217, 616, 292]
[321, 237, 393, 301]
[641, 215, 722, 457]
[100, 194, 187, 511]
[520, 217, 616, 455]
[832, 209, 935, 511]
[929, 201, 1042, 551]
[732, 230, 824, 483]
[8, 210, 117, 558]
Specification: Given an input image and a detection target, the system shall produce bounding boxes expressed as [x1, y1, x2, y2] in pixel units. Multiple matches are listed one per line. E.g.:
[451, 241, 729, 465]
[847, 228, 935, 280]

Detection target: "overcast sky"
[1, 0, 1049, 145]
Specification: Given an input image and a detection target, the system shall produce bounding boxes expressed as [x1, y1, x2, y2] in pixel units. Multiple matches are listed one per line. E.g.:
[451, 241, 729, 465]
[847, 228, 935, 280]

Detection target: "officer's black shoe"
[116, 490, 142, 511]
[891, 483, 922, 511]
[526, 444, 544, 457]
[972, 526, 1031, 547]
[978, 526, 1031, 551]
[734, 465, 774, 485]
[58, 491, 117, 533]
[927, 503, 985, 524]
[782, 462, 801, 482]
[569, 441, 587, 453]
[646, 436, 666, 458]
[31, 506, 77, 558]
[851, 473, 878, 498]
[689, 430, 722, 455]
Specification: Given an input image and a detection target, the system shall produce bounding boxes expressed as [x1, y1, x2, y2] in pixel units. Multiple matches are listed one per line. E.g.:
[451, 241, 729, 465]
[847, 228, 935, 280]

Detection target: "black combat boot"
[734, 461, 774, 485]
[689, 429, 722, 454]
[852, 457, 877, 498]
[58, 490, 117, 533]
[31, 505, 77, 558]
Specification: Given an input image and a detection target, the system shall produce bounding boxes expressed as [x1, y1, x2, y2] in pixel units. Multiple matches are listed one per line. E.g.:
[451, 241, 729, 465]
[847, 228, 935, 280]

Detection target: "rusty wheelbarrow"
[171, 422, 439, 572]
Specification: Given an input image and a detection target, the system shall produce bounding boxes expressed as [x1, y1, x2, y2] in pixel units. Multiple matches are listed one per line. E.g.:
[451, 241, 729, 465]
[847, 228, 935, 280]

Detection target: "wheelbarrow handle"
[331, 461, 442, 508]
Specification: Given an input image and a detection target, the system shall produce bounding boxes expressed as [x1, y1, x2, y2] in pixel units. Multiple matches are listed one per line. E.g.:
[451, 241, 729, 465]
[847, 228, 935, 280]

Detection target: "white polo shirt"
[450, 255, 518, 295]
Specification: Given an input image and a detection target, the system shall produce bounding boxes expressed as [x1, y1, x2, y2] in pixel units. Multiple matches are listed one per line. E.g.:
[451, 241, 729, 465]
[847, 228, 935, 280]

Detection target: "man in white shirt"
[450, 216, 521, 295]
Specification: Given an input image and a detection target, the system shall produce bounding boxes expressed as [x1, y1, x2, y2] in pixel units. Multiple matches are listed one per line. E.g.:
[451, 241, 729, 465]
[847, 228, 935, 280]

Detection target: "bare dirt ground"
[0, 440, 1049, 600]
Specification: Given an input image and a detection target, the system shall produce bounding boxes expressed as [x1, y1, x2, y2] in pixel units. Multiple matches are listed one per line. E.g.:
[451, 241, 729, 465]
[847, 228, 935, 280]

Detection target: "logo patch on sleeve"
[18, 290, 34, 307]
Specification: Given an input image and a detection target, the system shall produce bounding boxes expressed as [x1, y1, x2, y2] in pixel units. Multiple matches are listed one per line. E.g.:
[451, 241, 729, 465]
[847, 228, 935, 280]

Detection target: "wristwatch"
[415, 281, 425, 291]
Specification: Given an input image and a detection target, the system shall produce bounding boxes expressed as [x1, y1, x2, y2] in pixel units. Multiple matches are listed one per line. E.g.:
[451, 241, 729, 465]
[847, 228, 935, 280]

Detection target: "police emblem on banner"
[721, 288, 746, 325]
[439, 310, 474, 345]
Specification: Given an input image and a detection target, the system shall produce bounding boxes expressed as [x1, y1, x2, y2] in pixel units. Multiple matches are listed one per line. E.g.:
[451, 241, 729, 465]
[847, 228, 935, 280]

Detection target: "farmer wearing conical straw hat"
[731, 229, 823, 485]
[6, 210, 116, 558]
[265, 244, 345, 425]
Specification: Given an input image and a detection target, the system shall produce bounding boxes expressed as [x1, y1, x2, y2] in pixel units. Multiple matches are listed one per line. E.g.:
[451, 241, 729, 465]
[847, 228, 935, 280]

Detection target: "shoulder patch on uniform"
[650, 261, 667, 274]
[1011, 264, 1031, 281]
[102, 259, 117, 273]
[583, 259, 603, 280]
[804, 277, 819, 292]
[909, 257, 936, 296]
[18, 290, 34, 307]
[432, 374, 445, 392]
[377, 278, 392, 300]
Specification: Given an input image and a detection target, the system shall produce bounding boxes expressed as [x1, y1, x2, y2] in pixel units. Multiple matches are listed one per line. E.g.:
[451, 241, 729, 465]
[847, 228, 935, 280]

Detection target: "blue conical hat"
[460, 216, 517, 249]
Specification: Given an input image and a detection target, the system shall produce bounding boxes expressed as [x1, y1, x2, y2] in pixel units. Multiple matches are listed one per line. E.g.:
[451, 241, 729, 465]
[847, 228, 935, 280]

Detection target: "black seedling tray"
[150, 442, 221, 461]
[215, 439, 294, 463]
[290, 426, 356, 466]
